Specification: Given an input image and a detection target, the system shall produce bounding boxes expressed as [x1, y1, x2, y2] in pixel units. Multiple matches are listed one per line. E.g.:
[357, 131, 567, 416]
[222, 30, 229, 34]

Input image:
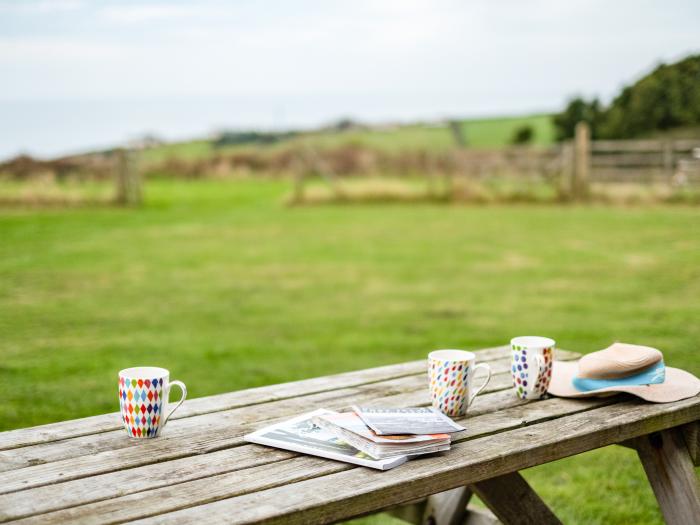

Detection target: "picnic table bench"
[1, 346, 699, 524]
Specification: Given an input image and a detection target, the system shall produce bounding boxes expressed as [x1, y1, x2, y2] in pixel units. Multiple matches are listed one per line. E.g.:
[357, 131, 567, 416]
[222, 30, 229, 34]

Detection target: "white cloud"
[0, 36, 126, 62]
[99, 4, 203, 23]
[0, 0, 85, 14]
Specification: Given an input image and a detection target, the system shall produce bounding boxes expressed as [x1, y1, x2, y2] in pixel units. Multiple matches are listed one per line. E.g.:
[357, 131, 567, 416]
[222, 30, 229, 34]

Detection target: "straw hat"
[548, 342, 700, 403]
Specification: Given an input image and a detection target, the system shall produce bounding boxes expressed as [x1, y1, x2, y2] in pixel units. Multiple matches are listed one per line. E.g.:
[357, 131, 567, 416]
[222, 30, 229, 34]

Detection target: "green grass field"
[1, 179, 698, 523]
[140, 113, 556, 164]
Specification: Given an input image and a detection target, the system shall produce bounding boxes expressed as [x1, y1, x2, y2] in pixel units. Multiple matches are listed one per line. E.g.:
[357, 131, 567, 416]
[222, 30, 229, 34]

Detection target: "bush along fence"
[2, 123, 700, 205]
[0, 148, 143, 206]
[289, 123, 700, 203]
[114, 149, 142, 206]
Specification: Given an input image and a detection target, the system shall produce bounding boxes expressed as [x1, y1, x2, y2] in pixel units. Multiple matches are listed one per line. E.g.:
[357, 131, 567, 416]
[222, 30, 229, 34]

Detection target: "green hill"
[141, 113, 556, 165]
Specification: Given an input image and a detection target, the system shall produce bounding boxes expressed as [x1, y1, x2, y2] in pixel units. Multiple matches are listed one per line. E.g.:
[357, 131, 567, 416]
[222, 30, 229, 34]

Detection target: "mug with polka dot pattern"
[510, 336, 555, 400]
[428, 349, 492, 417]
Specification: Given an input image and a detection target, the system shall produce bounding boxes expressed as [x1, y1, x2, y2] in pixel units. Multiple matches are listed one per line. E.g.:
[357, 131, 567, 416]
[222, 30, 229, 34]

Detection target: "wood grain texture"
[0, 357, 431, 451]
[470, 471, 561, 525]
[2, 347, 567, 482]
[0, 370, 526, 502]
[385, 498, 427, 525]
[681, 421, 699, 466]
[463, 506, 500, 525]
[0, 392, 605, 522]
[127, 398, 700, 524]
[0, 349, 580, 475]
[0, 349, 589, 523]
[422, 486, 472, 525]
[634, 428, 700, 525]
[1, 347, 582, 453]
[0, 373, 428, 473]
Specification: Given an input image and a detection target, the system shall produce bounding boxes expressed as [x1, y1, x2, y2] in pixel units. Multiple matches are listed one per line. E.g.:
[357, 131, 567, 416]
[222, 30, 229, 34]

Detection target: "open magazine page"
[315, 412, 449, 443]
[244, 409, 407, 470]
[352, 406, 465, 435]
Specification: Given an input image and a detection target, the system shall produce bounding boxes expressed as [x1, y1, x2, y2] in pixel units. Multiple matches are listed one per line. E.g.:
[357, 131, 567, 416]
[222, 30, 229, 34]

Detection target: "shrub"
[511, 125, 535, 145]
[553, 54, 700, 140]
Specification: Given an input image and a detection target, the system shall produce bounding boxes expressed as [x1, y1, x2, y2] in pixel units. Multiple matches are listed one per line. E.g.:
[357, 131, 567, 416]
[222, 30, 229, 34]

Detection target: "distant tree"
[511, 125, 535, 145]
[553, 54, 700, 140]
[600, 55, 700, 138]
[333, 118, 357, 131]
[213, 130, 296, 148]
[552, 97, 603, 140]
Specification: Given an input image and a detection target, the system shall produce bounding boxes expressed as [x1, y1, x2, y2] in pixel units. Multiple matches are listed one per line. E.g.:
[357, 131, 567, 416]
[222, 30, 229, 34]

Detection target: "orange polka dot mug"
[428, 350, 492, 417]
[118, 367, 187, 438]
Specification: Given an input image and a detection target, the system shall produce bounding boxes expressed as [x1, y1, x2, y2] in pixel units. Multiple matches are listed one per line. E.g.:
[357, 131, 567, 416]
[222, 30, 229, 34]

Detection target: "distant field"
[140, 114, 557, 164]
[1, 178, 698, 523]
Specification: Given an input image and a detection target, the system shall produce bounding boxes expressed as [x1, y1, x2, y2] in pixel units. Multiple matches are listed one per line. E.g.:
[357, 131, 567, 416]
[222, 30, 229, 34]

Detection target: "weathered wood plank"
[6, 455, 349, 525]
[634, 428, 700, 525]
[385, 498, 427, 524]
[463, 506, 500, 525]
[1, 347, 580, 452]
[422, 486, 472, 525]
[681, 421, 699, 466]
[128, 397, 700, 524]
[2, 349, 576, 475]
[591, 153, 664, 168]
[385, 496, 496, 525]
[2, 395, 615, 523]
[0, 373, 426, 473]
[470, 471, 561, 524]
[0, 376, 525, 517]
[0, 368, 526, 496]
[0, 352, 534, 474]
[591, 140, 664, 152]
[0, 358, 431, 451]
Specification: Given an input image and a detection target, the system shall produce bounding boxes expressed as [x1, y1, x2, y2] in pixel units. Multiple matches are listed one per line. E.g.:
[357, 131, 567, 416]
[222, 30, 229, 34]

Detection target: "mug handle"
[468, 363, 492, 407]
[533, 354, 545, 385]
[162, 380, 187, 428]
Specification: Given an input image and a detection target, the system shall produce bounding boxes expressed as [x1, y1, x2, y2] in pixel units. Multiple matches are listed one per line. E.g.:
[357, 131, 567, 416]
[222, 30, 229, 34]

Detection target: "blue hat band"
[572, 360, 665, 392]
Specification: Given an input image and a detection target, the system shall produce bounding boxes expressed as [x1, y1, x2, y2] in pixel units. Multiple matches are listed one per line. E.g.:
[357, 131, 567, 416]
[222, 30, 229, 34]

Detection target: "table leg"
[422, 486, 472, 525]
[682, 421, 700, 466]
[469, 471, 562, 525]
[634, 428, 700, 525]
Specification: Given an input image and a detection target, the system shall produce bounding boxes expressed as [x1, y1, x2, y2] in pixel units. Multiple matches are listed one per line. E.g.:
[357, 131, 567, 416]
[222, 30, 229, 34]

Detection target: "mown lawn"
[1, 179, 698, 523]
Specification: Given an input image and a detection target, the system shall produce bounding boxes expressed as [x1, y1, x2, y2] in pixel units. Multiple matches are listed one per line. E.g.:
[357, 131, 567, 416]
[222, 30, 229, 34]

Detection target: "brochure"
[312, 412, 450, 459]
[351, 406, 465, 435]
[244, 409, 407, 470]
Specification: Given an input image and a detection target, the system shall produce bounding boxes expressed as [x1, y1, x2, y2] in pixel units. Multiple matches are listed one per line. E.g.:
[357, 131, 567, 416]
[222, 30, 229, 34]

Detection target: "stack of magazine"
[244, 406, 464, 470]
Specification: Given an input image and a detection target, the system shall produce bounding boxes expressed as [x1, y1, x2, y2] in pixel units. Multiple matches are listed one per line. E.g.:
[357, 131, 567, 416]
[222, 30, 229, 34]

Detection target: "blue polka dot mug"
[510, 336, 555, 400]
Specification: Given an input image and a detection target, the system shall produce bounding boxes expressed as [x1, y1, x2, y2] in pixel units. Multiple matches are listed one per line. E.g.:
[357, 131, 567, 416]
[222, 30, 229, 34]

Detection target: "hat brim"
[548, 361, 700, 403]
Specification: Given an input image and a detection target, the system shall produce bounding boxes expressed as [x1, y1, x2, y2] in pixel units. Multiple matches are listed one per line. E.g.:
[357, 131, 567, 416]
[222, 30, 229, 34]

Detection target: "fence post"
[115, 148, 142, 206]
[573, 121, 591, 200]
[448, 120, 467, 148]
[558, 142, 574, 200]
[290, 154, 306, 204]
[663, 141, 674, 184]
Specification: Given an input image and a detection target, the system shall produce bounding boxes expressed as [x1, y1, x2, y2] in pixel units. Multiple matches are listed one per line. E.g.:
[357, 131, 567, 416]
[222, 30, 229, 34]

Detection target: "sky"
[0, 0, 698, 159]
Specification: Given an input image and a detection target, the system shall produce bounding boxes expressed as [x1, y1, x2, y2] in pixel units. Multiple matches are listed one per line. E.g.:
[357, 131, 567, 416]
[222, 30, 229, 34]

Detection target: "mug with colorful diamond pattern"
[428, 349, 492, 417]
[510, 336, 555, 400]
[118, 367, 187, 438]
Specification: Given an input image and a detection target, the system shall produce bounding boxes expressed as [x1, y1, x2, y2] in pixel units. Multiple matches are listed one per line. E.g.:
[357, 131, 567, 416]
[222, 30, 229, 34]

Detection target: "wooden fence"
[292, 122, 700, 202]
[568, 123, 700, 199]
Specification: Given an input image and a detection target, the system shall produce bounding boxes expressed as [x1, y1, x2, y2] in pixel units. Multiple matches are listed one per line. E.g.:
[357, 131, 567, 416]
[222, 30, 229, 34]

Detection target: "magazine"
[312, 412, 451, 460]
[351, 406, 465, 435]
[244, 409, 407, 470]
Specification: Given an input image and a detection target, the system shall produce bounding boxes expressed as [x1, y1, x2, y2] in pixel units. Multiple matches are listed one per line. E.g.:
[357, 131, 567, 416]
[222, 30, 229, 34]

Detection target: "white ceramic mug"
[118, 366, 187, 438]
[428, 350, 492, 417]
[510, 336, 555, 400]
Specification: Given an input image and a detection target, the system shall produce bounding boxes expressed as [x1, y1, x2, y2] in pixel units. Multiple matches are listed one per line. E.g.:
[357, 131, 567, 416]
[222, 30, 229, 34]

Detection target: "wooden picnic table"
[1, 346, 699, 524]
